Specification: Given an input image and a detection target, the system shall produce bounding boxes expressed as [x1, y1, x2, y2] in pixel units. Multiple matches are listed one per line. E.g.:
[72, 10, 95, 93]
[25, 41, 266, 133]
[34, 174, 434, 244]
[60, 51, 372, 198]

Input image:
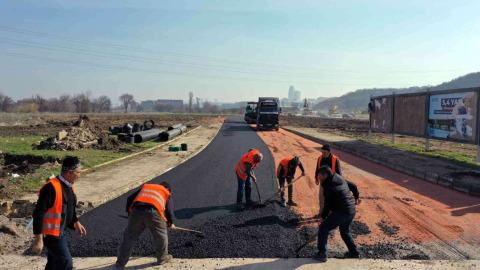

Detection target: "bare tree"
[32, 94, 47, 112]
[119, 93, 135, 113]
[202, 101, 219, 114]
[59, 94, 71, 112]
[47, 98, 61, 112]
[73, 91, 92, 113]
[0, 92, 14, 112]
[96, 95, 112, 112]
[188, 92, 194, 113]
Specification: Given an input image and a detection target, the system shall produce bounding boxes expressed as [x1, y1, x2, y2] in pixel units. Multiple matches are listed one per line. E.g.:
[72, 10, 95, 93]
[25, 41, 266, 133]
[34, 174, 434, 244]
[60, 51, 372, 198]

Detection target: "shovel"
[257, 175, 304, 206]
[253, 181, 263, 204]
[117, 215, 204, 237]
[296, 232, 319, 253]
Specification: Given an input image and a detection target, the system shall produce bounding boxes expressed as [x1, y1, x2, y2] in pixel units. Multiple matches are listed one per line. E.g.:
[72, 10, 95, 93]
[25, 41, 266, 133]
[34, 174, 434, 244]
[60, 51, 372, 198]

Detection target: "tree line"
[0, 91, 229, 114]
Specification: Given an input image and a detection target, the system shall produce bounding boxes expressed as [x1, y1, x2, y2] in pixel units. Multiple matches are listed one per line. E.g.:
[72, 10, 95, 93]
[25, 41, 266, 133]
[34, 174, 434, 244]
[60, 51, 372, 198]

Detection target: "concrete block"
[425, 172, 438, 183]
[58, 130, 68, 140]
[414, 169, 426, 180]
[453, 186, 470, 194]
[387, 161, 397, 169]
[437, 177, 453, 188]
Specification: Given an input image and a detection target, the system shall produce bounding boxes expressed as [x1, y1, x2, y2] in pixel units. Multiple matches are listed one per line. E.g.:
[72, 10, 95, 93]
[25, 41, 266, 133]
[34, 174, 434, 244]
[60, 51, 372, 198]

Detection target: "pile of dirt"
[0, 215, 33, 255]
[32, 115, 122, 151]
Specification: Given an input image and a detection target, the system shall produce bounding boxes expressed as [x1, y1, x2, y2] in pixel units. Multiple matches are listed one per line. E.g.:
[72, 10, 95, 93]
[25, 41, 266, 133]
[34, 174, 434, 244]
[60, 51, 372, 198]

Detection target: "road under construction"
[54, 116, 480, 260]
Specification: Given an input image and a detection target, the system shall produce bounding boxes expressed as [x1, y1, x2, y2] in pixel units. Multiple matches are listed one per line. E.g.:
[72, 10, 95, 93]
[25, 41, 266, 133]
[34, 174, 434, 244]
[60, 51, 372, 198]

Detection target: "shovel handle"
[263, 175, 304, 203]
[117, 215, 202, 234]
[296, 232, 319, 253]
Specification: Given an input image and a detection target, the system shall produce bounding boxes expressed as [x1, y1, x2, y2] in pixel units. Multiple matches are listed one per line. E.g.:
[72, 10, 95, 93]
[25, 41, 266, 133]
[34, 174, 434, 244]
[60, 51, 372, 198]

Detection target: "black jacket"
[320, 174, 359, 219]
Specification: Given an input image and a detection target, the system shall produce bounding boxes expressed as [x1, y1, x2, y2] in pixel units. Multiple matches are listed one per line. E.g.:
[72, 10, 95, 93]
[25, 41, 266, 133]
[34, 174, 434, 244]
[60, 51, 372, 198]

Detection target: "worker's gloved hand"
[252, 176, 257, 183]
[301, 172, 306, 177]
[355, 199, 362, 205]
[168, 223, 176, 230]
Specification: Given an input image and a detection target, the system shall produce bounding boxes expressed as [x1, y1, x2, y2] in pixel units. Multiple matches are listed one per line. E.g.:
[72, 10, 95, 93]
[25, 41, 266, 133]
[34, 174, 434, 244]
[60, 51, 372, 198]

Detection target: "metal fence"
[369, 87, 480, 162]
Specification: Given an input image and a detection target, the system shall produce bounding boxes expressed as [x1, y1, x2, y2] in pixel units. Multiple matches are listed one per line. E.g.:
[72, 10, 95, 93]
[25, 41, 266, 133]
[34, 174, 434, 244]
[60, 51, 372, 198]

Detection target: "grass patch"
[0, 136, 167, 198]
[362, 137, 480, 169]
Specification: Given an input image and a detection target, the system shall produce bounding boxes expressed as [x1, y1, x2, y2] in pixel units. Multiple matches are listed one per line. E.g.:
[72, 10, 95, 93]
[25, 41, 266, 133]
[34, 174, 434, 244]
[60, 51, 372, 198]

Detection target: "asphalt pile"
[33, 115, 121, 151]
[351, 220, 371, 238]
[376, 220, 400, 236]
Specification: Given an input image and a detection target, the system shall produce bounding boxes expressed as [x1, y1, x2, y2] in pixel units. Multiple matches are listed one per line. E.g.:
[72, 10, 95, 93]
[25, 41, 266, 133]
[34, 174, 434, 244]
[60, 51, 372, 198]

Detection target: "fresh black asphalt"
[66, 117, 317, 258]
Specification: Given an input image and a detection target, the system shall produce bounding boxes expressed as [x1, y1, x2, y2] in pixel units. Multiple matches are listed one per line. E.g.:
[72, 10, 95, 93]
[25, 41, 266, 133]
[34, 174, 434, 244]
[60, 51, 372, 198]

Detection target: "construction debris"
[33, 115, 122, 151]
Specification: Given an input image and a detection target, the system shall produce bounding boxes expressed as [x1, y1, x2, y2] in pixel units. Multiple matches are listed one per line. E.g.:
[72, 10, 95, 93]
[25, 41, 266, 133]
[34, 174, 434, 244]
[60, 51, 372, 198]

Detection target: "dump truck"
[256, 97, 280, 131]
[244, 102, 258, 124]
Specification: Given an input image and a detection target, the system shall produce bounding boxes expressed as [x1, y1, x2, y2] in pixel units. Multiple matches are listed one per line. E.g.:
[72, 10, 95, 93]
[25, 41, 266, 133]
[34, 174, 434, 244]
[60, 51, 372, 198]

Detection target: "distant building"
[157, 99, 184, 108]
[294, 90, 301, 102]
[288, 86, 295, 100]
[141, 100, 155, 111]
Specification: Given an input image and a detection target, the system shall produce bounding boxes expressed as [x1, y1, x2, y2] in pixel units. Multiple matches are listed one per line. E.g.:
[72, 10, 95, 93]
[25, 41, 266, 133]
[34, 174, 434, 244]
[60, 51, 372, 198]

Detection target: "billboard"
[394, 95, 426, 137]
[370, 97, 392, 133]
[428, 91, 478, 142]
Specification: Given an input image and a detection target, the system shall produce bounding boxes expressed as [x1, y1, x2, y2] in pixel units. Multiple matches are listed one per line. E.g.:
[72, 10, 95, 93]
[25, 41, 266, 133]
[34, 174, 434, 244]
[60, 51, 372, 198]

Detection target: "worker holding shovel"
[276, 156, 306, 207]
[116, 182, 175, 269]
[235, 148, 263, 210]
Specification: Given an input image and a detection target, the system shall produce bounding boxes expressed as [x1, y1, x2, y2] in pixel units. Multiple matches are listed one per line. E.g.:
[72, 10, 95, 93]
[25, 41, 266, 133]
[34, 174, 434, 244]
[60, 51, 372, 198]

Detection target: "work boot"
[236, 202, 244, 210]
[115, 262, 125, 270]
[344, 251, 360, 258]
[155, 254, 173, 265]
[313, 252, 327, 262]
[287, 200, 298, 206]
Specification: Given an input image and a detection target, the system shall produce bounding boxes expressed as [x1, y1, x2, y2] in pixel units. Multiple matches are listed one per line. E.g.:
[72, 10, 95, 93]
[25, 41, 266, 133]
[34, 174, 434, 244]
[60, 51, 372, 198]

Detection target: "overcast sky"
[1, 0, 479, 103]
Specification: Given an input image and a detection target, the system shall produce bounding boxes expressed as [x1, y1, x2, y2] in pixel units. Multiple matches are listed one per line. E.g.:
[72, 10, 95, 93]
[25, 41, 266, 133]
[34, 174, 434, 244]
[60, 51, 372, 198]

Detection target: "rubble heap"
[33, 115, 122, 151]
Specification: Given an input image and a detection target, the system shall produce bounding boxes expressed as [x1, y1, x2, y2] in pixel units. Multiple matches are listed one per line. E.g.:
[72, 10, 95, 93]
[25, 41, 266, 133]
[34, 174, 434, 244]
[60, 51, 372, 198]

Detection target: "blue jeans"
[44, 235, 73, 270]
[317, 212, 358, 254]
[236, 173, 252, 203]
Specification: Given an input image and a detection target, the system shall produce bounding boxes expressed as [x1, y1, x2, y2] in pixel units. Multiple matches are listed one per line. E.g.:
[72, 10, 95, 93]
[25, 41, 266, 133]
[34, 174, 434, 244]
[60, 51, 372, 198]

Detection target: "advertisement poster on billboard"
[428, 91, 478, 142]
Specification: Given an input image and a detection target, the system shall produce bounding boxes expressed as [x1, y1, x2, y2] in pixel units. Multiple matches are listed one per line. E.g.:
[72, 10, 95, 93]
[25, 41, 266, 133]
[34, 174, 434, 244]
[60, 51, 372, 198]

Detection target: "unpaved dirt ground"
[0, 113, 225, 137]
[257, 128, 480, 260]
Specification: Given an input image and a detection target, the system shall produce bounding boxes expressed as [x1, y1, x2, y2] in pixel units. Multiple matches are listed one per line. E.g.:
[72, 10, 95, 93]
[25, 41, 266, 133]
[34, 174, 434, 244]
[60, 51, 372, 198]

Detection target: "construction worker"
[315, 144, 342, 179]
[116, 182, 175, 269]
[313, 165, 361, 262]
[315, 144, 342, 213]
[32, 156, 87, 270]
[276, 155, 306, 207]
[235, 148, 263, 209]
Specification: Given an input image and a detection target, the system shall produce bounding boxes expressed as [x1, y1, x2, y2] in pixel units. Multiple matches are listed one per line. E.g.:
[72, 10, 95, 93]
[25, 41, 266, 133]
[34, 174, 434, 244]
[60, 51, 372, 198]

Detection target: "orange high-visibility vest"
[129, 184, 171, 222]
[235, 149, 260, 181]
[277, 156, 296, 178]
[37, 177, 76, 237]
[318, 154, 338, 174]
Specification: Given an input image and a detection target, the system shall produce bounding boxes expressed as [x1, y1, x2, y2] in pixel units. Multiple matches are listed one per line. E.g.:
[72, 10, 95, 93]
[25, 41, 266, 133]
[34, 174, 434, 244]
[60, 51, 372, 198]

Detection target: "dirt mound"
[0, 215, 33, 255]
[280, 115, 369, 133]
[32, 115, 122, 151]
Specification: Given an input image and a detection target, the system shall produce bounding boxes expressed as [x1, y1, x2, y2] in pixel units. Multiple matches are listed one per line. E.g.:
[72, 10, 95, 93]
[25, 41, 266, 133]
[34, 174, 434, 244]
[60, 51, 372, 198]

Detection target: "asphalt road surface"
[66, 117, 316, 258]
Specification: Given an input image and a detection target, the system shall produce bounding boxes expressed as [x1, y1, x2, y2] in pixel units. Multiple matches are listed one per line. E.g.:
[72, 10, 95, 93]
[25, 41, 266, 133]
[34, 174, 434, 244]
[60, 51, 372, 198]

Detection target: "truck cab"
[244, 102, 258, 124]
[256, 97, 280, 131]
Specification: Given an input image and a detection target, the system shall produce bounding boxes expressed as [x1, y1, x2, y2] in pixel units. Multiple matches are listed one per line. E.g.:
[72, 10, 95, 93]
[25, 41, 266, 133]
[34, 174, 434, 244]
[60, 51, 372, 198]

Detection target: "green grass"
[0, 136, 166, 196]
[363, 137, 480, 169]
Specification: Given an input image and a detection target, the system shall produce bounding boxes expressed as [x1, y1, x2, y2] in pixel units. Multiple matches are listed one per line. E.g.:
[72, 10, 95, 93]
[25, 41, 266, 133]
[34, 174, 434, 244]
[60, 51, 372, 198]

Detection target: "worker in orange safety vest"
[235, 148, 263, 209]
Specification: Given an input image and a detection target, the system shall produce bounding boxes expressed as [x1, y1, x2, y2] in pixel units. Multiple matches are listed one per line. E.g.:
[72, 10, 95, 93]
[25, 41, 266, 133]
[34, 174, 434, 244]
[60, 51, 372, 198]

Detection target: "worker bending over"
[116, 182, 175, 269]
[276, 155, 306, 207]
[235, 148, 263, 210]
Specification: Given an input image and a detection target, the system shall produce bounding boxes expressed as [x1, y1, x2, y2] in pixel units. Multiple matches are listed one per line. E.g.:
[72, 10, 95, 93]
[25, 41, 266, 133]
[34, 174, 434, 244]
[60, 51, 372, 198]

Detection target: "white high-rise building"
[294, 90, 301, 102]
[288, 86, 295, 100]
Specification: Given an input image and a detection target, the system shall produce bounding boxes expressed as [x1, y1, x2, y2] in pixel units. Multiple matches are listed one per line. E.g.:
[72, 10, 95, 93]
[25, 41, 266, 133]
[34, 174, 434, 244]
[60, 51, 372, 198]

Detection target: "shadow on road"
[232, 215, 300, 229]
[174, 204, 237, 219]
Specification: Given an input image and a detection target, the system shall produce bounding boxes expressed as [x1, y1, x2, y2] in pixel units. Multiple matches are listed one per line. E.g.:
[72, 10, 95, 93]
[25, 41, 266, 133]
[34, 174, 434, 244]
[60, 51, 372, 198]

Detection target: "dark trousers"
[318, 212, 358, 254]
[278, 177, 293, 202]
[44, 235, 73, 270]
[236, 173, 252, 203]
[117, 207, 169, 267]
